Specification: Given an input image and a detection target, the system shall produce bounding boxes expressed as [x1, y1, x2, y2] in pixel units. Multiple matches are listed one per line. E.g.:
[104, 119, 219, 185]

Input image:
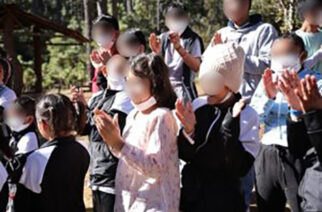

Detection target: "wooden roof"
[0, 4, 88, 43]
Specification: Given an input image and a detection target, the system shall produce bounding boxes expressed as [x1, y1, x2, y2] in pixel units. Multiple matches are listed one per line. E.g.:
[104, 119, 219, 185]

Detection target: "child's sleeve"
[304, 48, 322, 69]
[116, 111, 177, 179]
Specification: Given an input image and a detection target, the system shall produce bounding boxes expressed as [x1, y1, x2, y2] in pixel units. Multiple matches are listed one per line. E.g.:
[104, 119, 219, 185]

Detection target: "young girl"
[95, 53, 180, 212]
[5, 94, 90, 212]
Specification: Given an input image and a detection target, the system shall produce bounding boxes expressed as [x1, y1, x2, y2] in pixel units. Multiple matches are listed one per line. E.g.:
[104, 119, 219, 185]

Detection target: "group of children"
[0, 0, 321, 212]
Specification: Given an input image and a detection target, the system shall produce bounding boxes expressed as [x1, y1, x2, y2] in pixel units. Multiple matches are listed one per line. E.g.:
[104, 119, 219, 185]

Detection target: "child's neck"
[301, 21, 319, 33]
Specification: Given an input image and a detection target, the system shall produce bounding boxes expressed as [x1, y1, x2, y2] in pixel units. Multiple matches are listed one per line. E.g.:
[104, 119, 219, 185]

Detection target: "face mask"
[133, 96, 157, 112]
[120, 48, 140, 58]
[6, 116, 30, 132]
[167, 20, 189, 35]
[107, 66, 125, 91]
[270, 54, 302, 75]
[95, 34, 113, 48]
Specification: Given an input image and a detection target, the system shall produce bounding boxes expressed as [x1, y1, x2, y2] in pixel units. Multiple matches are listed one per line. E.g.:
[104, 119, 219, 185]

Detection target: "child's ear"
[25, 116, 34, 125]
[299, 50, 308, 63]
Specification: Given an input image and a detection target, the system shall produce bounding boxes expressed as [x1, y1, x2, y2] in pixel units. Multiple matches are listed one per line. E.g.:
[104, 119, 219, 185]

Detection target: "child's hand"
[175, 100, 196, 135]
[94, 110, 123, 152]
[278, 70, 302, 111]
[70, 86, 87, 107]
[213, 33, 223, 45]
[295, 75, 322, 112]
[169, 33, 181, 50]
[149, 33, 161, 54]
[90, 50, 102, 65]
[262, 68, 278, 99]
[232, 98, 246, 118]
[99, 50, 111, 65]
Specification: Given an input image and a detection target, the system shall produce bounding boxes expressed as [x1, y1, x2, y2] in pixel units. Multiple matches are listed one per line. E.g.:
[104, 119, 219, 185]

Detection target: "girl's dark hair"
[92, 14, 119, 31]
[130, 53, 177, 110]
[12, 96, 36, 117]
[297, 0, 322, 20]
[0, 57, 12, 84]
[119, 28, 146, 49]
[36, 94, 87, 137]
[278, 32, 306, 52]
[165, 2, 187, 17]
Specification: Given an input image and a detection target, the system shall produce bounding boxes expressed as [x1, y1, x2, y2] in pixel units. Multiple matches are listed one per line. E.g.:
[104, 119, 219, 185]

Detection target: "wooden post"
[3, 14, 23, 96]
[33, 26, 43, 93]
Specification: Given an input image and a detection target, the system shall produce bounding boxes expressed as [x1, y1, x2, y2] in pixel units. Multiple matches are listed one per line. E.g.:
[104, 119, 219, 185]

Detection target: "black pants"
[255, 144, 301, 212]
[92, 190, 115, 212]
[0, 183, 8, 212]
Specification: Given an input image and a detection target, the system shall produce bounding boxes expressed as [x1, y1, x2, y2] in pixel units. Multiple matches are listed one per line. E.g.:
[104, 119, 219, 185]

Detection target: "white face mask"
[133, 96, 157, 112]
[106, 66, 125, 91]
[167, 20, 189, 35]
[6, 116, 30, 132]
[271, 54, 302, 75]
[95, 34, 113, 48]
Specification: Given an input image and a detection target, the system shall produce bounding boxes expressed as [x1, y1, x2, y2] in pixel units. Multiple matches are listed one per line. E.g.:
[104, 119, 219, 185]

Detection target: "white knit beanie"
[199, 43, 245, 95]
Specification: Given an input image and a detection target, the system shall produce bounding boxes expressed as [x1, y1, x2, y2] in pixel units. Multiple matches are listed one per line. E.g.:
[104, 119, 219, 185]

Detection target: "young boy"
[116, 28, 146, 58]
[296, 0, 322, 72]
[176, 43, 260, 211]
[149, 3, 203, 103]
[90, 15, 120, 93]
[71, 55, 133, 212]
[250, 33, 322, 212]
[206, 0, 277, 101]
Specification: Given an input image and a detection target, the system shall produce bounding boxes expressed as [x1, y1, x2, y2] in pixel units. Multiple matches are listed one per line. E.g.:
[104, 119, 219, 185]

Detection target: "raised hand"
[90, 50, 102, 66]
[213, 33, 223, 45]
[296, 75, 322, 112]
[99, 50, 111, 65]
[94, 109, 123, 152]
[278, 70, 302, 111]
[175, 99, 196, 135]
[169, 32, 181, 50]
[232, 98, 246, 118]
[149, 33, 161, 54]
[262, 68, 278, 99]
[70, 86, 87, 107]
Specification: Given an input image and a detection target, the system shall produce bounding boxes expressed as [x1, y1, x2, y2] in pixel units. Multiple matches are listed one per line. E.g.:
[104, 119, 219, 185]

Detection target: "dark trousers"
[255, 144, 301, 212]
[92, 190, 115, 212]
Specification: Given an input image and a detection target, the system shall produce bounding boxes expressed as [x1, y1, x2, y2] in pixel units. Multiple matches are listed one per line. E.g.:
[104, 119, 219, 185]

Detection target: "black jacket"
[5, 136, 90, 212]
[287, 110, 322, 211]
[82, 89, 133, 188]
[178, 94, 259, 212]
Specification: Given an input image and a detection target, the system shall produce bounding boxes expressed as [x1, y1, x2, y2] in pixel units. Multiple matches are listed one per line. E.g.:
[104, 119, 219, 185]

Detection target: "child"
[71, 55, 133, 212]
[176, 43, 260, 211]
[250, 33, 322, 212]
[94, 53, 179, 212]
[277, 73, 322, 211]
[91, 15, 120, 93]
[0, 57, 16, 117]
[116, 28, 146, 58]
[149, 3, 203, 103]
[296, 0, 322, 72]
[5, 96, 39, 154]
[4, 94, 90, 212]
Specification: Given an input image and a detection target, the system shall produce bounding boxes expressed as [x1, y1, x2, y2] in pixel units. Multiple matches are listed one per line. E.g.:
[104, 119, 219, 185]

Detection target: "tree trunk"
[83, 0, 93, 81]
[156, 0, 160, 32]
[33, 27, 43, 93]
[112, 0, 118, 18]
[126, 0, 133, 13]
[97, 0, 107, 15]
[3, 16, 23, 96]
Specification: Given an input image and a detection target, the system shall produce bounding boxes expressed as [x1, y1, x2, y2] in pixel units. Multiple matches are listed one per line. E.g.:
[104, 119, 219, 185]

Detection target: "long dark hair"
[130, 53, 177, 109]
[36, 94, 86, 137]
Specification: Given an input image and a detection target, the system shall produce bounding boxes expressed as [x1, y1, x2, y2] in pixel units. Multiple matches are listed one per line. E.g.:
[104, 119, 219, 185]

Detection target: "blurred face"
[92, 24, 118, 49]
[125, 70, 152, 105]
[118, 42, 145, 58]
[270, 38, 307, 73]
[207, 86, 231, 105]
[5, 108, 34, 132]
[223, 0, 250, 24]
[303, 8, 322, 26]
[165, 11, 189, 34]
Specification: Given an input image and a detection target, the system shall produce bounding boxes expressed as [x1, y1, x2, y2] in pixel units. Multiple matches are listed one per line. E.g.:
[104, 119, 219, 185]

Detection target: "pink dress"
[113, 108, 180, 212]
